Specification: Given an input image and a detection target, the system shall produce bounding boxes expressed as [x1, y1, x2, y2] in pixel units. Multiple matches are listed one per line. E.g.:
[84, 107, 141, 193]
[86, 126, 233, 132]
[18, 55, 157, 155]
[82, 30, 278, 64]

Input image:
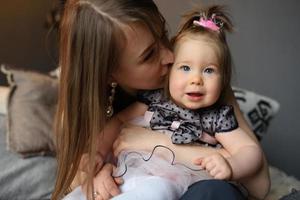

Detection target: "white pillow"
[49, 67, 60, 78]
[0, 86, 9, 115]
[233, 87, 280, 140]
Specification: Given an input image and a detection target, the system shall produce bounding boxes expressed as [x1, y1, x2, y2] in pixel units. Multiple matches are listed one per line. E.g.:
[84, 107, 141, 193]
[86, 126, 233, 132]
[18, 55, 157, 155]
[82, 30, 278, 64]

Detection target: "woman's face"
[112, 22, 174, 94]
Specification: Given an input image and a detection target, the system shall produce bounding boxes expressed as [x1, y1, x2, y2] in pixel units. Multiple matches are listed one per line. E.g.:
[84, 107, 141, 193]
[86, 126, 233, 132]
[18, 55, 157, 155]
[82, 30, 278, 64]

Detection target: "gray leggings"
[180, 180, 246, 200]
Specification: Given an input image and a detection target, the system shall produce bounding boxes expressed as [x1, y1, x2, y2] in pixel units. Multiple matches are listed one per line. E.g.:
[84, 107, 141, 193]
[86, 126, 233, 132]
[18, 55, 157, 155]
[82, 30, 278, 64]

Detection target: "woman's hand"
[70, 153, 104, 193]
[78, 153, 103, 173]
[83, 163, 123, 200]
[79, 153, 123, 200]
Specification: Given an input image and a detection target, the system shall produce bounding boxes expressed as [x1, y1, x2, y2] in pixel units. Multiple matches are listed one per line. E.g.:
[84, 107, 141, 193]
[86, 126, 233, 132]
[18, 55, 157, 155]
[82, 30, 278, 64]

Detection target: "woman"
[52, 0, 270, 200]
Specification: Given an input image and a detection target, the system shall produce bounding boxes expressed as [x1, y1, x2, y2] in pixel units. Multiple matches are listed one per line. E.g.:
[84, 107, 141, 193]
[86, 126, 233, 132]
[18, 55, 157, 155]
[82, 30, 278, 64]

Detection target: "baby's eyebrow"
[204, 62, 219, 66]
[174, 60, 193, 66]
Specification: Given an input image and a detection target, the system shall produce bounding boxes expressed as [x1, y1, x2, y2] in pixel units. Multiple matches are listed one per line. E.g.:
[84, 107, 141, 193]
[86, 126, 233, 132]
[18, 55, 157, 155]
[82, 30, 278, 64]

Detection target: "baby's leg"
[112, 176, 181, 200]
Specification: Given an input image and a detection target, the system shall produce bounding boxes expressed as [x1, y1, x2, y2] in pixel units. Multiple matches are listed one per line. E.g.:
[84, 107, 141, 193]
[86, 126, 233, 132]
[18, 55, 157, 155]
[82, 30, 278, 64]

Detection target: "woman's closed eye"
[143, 44, 159, 62]
[143, 48, 155, 62]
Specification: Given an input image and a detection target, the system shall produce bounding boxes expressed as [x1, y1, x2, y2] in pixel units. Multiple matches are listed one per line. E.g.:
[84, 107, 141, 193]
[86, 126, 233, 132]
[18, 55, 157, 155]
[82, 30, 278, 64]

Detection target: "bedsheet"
[0, 114, 56, 200]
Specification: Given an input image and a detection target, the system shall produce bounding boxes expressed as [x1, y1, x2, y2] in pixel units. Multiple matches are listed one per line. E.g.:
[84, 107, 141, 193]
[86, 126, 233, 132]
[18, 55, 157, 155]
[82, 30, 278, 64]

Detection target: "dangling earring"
[106, 82, 117, 118]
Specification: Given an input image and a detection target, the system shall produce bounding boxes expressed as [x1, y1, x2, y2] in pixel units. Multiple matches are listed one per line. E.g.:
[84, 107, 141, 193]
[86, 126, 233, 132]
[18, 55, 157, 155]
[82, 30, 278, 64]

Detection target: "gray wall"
[155, 0, 300, 179]
[0, 0, 58, 85]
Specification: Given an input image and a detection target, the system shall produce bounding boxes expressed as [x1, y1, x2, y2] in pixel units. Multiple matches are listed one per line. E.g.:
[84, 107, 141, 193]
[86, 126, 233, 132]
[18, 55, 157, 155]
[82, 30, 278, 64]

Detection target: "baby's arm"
[194, 127, 263, 181]
[215, 128, 263, 181]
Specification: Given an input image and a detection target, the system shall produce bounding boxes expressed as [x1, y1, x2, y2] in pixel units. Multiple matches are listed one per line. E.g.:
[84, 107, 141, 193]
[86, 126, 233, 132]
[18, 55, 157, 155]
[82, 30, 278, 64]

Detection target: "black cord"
[112, 144, 204, 178]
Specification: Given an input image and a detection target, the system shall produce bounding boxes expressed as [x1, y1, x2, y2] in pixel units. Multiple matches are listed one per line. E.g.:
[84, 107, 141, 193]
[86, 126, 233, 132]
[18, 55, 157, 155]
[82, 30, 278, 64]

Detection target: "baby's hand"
[193, 153, 232, 180]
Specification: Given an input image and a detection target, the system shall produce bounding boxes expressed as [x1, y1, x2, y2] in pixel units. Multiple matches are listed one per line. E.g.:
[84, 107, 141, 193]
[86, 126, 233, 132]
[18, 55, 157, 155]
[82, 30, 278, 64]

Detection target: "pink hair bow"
[193, 16, 220, 31]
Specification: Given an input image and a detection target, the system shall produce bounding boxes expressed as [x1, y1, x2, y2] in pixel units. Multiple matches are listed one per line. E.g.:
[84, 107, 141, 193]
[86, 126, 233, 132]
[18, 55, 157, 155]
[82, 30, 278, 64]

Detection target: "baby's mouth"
[187, 92, 203, 97]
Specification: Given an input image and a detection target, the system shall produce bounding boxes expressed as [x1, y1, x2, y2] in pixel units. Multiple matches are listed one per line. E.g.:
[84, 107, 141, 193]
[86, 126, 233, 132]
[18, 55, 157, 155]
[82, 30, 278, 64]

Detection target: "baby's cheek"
[169, 76, 183, 92]
[169, 82, 181, 99]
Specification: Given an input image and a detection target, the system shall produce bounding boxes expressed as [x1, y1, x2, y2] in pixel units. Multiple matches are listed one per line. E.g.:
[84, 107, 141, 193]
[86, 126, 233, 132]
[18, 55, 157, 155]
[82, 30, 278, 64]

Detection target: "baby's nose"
[190, 75, 203, 85]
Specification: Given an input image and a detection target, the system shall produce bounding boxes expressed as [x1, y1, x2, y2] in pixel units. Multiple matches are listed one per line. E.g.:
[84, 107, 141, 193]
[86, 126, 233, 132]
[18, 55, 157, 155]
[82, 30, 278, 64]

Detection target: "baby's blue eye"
[180, 65, 191, 71]
[204, 67, 215, 74]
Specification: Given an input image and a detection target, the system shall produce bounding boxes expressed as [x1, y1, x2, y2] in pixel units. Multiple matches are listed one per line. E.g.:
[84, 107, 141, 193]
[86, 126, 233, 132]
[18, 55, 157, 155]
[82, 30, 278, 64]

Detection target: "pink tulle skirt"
[113, 146, 212, 195]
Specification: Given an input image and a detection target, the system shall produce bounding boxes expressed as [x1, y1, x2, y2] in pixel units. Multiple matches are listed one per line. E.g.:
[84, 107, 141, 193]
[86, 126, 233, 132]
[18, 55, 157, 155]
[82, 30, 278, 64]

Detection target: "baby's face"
[169, 36, 222, 110]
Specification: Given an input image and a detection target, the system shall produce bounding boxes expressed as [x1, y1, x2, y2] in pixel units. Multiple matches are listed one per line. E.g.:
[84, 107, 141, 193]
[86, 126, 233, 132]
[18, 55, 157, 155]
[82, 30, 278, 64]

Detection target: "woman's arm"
[70, 102, 148, 199]
[97, 101, 148, 161]
[215, 127, 263, 180]
[226, 88, 270, 199]
[114, 126, 269, 199]
[113, 88, 270, 199]
[113, 125, 230, 168]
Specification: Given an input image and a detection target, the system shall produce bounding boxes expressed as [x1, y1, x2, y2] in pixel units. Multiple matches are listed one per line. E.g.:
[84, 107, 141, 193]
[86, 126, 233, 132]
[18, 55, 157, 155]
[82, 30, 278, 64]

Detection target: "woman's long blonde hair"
[52, 0, 168, 199]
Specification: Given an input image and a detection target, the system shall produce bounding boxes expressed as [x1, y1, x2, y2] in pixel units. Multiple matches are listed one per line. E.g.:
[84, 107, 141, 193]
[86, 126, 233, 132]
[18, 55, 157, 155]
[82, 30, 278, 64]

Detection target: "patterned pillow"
[233, 87, 280, 140]
[1, 65, 57, 157]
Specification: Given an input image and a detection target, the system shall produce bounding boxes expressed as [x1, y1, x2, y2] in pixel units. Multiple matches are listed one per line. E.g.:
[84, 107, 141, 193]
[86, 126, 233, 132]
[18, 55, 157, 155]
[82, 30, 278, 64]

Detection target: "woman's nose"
[160, 47, 174, 76]
[161, 47, 174, 67]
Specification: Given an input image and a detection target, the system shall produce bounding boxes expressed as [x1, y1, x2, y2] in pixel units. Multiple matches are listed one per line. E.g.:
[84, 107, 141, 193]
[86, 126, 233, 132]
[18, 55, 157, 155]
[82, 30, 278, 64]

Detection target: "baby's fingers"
[213, 171, 227, 180]
[207, 167, 219, 177]
[198, 156, 212, 168]
[193, 157, 203, 165]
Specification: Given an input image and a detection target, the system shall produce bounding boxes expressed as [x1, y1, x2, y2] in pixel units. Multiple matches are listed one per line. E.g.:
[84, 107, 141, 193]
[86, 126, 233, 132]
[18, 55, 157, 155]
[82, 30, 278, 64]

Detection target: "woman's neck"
[119, 86, 138, 96]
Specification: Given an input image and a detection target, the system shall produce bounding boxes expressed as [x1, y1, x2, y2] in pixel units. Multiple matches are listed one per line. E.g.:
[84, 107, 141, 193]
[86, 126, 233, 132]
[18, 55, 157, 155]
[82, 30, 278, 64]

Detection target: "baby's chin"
[180, 99, 209, 110]
[182, 104, 201, 110]
[172, 100, 199, 110]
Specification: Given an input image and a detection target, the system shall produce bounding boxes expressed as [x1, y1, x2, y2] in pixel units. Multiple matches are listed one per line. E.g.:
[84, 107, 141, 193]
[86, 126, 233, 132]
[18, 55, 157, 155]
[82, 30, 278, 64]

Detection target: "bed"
[0, 66, 300, 200]
[0, 114, 56, 200]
